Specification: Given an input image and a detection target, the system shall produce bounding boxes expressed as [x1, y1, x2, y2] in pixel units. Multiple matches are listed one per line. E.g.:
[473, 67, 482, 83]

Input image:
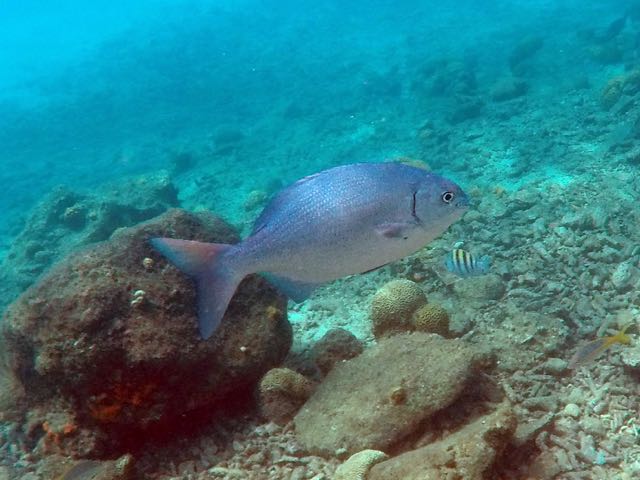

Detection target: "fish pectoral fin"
[375, 222, 416, 239]
[263, 274, 321, 303]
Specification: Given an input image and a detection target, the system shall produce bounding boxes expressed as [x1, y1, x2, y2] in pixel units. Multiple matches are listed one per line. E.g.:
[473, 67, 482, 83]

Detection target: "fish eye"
[441, 191, 455, 204]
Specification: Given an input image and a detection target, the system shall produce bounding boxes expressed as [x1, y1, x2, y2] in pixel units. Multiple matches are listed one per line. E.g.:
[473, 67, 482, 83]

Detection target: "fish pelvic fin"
[150, 238, 243, 339]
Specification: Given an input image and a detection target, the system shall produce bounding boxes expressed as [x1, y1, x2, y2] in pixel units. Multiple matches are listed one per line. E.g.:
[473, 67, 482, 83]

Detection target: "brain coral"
[412, 304, 451, 337]
[258, 368, 314, 424]
[335, 450, 389, 480]
[370, 279, 427, 338]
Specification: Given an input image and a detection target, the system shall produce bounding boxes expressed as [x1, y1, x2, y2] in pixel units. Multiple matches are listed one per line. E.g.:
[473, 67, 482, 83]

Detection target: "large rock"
[0, 173, 179, 313]
[1, 209, 291, 457]
[368, 402, 517, 480]
[294, 333, 487, 455]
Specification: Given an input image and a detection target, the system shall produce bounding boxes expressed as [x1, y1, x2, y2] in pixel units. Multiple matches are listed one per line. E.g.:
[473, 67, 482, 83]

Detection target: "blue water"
[0, 0, 626, 235]
[1, 0, 639, 477]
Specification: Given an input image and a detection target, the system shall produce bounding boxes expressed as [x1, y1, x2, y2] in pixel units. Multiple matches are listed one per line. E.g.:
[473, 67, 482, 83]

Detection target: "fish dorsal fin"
[251, 172, 324, 234]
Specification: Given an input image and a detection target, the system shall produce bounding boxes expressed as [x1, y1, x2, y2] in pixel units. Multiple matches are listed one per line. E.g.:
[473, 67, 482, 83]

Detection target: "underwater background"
[3, 0, 640, 478]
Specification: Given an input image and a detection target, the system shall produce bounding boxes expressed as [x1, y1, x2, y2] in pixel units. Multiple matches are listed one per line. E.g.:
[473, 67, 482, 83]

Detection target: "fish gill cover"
[1, 0, 640, 478]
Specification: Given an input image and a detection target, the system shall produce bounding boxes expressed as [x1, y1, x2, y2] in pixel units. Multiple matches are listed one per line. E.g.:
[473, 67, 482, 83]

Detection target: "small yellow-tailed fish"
[444, 248, 490, 277]
[568, 325, 632, 369]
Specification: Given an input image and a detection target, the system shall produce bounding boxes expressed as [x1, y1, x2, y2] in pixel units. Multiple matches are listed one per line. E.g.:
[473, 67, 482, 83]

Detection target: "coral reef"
[1, 209, 291, 457]
[368, 402, 516, 480]
[601, 76, 625, 110]
[448, 96, 484, 124]
[258, 368, 315, 425]
[490, 77, 528, 102]
[369, 279, 427, 337]
[600, 69, 640, 113]
[311, 328, 363, 375]
[508, 35, 544, 73]
[294, 332, 489, 455]
[0, 173, 179, 313]
[424, 60, 477, 97]
[4, 4, 640, 478]
[588, 44, 623, 65]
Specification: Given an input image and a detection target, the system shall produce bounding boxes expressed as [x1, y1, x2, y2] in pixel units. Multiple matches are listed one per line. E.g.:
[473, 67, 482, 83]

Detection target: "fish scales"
[241, 164, 439, 281]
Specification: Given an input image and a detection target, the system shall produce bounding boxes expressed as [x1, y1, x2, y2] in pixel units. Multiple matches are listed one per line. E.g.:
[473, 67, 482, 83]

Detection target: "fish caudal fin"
[479, 255, 491, 273]
[150, 238, 243, 339]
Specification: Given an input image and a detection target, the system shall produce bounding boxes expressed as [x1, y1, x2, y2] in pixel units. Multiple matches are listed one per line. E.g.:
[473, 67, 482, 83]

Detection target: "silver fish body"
[152, 162, 469, 338]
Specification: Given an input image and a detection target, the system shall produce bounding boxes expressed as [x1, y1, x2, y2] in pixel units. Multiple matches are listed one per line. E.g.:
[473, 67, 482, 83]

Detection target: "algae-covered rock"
[258, 368, 314, 425]
[490, 77, 528, 102]
[294, 333, 486, 455]
[370, 280, 427, 338]
[311, 328, 363, 375]
[601, 76, 625, 110]
[0, 173, 179, 312]
[368, 402, 517, 480]
[508, 35, 544, 71]
[1, 209, 291, 457]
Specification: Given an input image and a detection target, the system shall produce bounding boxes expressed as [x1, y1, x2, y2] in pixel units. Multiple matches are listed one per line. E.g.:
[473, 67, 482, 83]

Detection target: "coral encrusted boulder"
[294, 333, 488, 456]
[1, 209, 291, 457]
[0, 172, 179, 312]
[368, 401, 517, 480]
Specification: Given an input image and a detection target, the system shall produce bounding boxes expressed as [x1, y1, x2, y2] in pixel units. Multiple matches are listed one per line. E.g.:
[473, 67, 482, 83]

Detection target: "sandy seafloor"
[3, 1, 640, 479]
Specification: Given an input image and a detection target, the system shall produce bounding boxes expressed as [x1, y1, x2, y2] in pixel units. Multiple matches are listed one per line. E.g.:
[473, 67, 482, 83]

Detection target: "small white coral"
[335, 450, 388, 480]
[130, 290, 146, 307]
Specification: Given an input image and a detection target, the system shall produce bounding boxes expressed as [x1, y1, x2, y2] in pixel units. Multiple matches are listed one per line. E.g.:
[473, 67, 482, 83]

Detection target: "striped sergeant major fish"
[444, 248, 490, 277]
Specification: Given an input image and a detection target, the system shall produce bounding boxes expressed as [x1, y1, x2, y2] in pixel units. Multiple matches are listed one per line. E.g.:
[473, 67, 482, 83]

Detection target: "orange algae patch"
[88, 380, 157, 423]
[42, 420, 78, 451]
[89, 403, 123, 423]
